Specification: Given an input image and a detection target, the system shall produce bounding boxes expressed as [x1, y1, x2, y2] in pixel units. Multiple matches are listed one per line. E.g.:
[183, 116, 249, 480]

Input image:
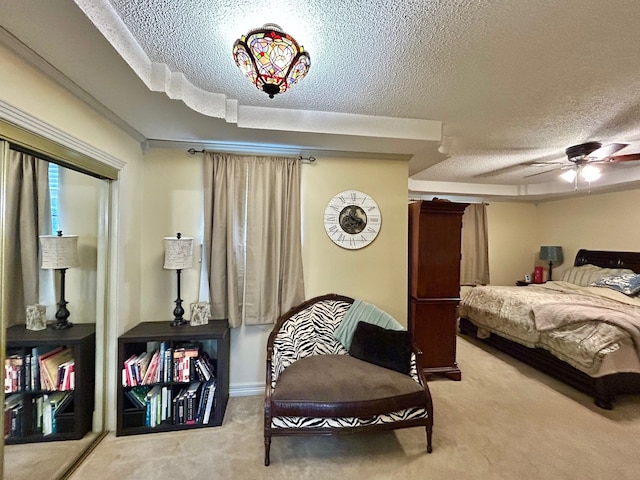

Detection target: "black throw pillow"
[348, 321, 412, 375]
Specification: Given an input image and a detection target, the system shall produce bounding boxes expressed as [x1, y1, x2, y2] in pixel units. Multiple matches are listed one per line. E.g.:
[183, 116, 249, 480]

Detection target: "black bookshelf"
[4, 323, 96, 444]
[116, 320, 230, 436]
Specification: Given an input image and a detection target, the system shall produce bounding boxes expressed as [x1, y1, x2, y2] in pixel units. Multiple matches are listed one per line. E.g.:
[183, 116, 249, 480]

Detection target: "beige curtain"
[203, 153, 304, 327]
[4, 148, 52, 326]
[460, 203, 490, 286]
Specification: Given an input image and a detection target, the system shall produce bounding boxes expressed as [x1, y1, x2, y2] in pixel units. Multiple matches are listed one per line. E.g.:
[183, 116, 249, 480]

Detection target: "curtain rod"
[187, 148, 316, 164]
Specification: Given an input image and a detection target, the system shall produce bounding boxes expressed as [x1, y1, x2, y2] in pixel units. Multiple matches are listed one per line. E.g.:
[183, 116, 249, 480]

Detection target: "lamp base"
[170, 297, 187, 327]
[52, 320, 73, 330]
[53, 299, 73, 330]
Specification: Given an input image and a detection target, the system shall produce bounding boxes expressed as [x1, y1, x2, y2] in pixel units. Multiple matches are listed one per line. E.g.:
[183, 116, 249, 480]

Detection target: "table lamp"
[539, 245, 563, 281]
[40, 231, 79, 329]
[164, 232, 194, 326]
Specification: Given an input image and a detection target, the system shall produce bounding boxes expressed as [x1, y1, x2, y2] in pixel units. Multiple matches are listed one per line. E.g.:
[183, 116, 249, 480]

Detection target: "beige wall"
[139, 149, 203, 329]
[536, 189, 640, 279]
[140, 150, 410, 391]
[486, 201, 540, 285]
[301, 157, 409, 321]
[484, 188, 640, 285]
[58, 168, 103, 324]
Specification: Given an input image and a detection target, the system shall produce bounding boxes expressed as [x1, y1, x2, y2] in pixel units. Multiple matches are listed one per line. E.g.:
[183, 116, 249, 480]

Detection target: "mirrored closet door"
[1, 136, 112, 480]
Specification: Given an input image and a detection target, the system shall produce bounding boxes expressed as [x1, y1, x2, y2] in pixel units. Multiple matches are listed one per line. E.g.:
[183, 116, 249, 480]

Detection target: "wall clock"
[323, 190, 382, 249]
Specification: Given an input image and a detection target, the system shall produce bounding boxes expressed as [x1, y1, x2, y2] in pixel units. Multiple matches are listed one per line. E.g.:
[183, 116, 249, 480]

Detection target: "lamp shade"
[40, 234, 79, 269]
[540, 245, 563, 263]
[164, 235, 193, 270]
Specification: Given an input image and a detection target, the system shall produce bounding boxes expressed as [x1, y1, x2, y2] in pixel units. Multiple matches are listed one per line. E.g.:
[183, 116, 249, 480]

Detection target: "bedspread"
[459, 281, 640, 375]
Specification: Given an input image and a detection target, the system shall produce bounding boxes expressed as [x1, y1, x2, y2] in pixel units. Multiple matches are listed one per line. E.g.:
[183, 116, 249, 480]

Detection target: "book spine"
[25, 354, 31, 391]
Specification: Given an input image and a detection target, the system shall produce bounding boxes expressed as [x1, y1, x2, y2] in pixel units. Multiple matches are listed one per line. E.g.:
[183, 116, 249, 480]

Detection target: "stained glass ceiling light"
[233, 23, 311, 98]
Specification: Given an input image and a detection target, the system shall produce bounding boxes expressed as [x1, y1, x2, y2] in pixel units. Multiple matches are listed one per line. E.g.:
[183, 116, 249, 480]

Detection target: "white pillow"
[560, 264, 634, 286]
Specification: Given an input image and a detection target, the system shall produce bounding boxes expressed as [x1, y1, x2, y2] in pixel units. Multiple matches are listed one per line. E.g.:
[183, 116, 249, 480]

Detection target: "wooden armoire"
[408, 200, 468, 380]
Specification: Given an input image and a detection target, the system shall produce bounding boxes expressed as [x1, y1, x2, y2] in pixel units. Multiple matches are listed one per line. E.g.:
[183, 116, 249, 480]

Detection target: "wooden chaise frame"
[264, 294, 433, 466]
[459, 249, 640, 409]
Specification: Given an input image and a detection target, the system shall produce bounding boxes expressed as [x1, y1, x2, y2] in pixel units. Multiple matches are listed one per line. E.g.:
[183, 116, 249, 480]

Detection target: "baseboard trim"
[230, 382, 265, 397]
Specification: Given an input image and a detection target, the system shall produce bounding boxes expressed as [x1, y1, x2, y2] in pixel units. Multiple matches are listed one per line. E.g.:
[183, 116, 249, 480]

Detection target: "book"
[41, 391, 72, 434]
[195, 380, 215, 424]
[194, 352, 217, 381]
[42, 394, 52, 435]
[202, 380, 216, 425]
[144, 385, 162, 427]
[161, 386, 171, 422]
[4, 394, 23, 438]
[24, 353, 32, 391]
[184, 382, 202, 424]
[37, 347, 72, 391]
[158, 342, 166, 382]
[30, 347, 41, 390]
[141, 350, 161, 385]
[57, 360, 75, 390]
[34, 395, 44, 432]
[44, 348, 74, 391]
[123, 354, 139, 387]
[136, 351, 153, 383]
[127, 385, 151, 408]
[172, 387, 188, 425]
[4, 354, 23, 393]
[173, 343, 201, 382]
[162, 343, 172, 383]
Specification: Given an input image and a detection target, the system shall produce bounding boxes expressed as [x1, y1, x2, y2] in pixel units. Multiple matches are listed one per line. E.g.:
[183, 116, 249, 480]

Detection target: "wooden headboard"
[575, 249, 640, 274]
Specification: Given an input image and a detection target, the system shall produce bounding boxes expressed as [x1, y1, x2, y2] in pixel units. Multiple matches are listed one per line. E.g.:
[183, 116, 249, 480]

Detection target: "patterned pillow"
[592, 273, 640, 295]
[560, 265, 634, 286]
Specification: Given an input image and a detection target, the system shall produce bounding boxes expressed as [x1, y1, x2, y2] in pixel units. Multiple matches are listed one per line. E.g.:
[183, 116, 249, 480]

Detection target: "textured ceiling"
[1, 0, 640, 199]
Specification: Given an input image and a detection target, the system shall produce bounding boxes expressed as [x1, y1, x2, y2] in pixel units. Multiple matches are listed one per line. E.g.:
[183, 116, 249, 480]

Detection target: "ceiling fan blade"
[524, 168, 560, 178]
[531, 161, 567, 166]
[588, 142, 628, 160]
[607, 153, 640, 163]
[475, 158, 565, 177]
[474, 162, 537, 177]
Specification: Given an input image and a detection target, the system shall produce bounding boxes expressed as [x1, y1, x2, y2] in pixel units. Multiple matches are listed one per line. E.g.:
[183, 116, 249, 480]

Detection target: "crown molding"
[146, 139, 413, 161]
[0, 100, 125, 178]
[0, 26, 146, 145]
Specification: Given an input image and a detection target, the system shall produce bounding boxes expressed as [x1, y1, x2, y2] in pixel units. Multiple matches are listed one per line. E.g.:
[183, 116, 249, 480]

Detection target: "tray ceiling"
[1, 0, 640, 199]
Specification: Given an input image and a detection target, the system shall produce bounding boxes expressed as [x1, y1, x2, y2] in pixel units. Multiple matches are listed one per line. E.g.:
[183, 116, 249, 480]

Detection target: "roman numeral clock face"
[323, 190, 382, 249]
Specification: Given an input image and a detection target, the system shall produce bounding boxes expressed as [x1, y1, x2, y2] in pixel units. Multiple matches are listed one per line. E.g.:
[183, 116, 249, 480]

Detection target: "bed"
[458, 249, 640, 409]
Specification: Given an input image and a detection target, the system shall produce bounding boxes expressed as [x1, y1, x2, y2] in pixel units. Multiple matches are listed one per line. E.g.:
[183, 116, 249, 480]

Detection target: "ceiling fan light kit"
[515, 141, 640, 187]
[232, 23, 311, 98]
[560, 168, 577, 183]
[560, 164, 601, 184]
[580, 164, 602, 182]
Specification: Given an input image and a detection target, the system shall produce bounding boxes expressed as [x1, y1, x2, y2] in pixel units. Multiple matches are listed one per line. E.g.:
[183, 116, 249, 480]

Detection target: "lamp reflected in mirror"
[39, 231, 79, 329]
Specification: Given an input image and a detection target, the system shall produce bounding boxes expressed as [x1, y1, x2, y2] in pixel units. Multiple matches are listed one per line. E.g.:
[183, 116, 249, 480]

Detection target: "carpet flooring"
[4, 432, 98, 480]
[14, 335, 640, 480]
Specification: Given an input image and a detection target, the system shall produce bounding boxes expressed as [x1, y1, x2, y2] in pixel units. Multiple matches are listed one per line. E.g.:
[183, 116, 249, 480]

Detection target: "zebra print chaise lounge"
[264, 293, 434, 466]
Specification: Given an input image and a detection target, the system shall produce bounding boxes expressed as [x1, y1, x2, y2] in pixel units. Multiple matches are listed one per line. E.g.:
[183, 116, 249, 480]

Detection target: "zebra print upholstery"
[264, 293, 434, 466]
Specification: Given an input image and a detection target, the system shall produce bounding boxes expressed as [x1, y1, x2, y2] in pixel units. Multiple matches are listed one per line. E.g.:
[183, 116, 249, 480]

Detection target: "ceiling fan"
[525, 142, 640, 182]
